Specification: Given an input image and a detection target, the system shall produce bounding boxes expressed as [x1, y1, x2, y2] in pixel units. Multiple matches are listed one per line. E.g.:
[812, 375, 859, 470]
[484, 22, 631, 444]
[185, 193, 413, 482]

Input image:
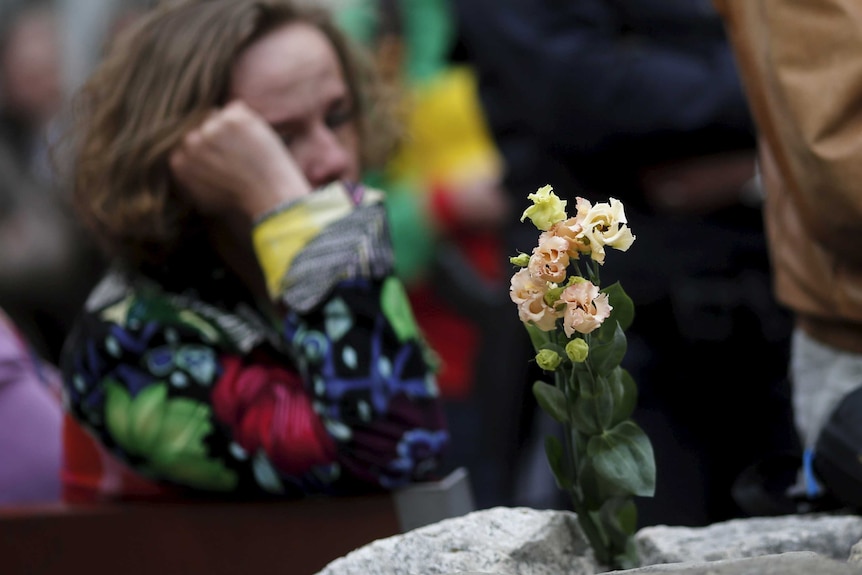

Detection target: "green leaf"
[589, 322, 627, 374]
[609, 367, 637, 425]
[578, 460, 628, 511]
[573, 374, 614, 434]
[571, 403, 603, 436]
[587, 421, 656, 497]
[582, 510, 613, 567]
[598, 498, 640, 570]
[601, 282, 634, 333]
[591, 373, 617, 429]
[525, 322, 553, 352]
[578, 463, 602, 511]
[570, 426, 588, 455]
[616, 537, 641, 572]
[544, 435, 572, 491]
[533, 380, 569, 423]
[599, 497, 637, 540]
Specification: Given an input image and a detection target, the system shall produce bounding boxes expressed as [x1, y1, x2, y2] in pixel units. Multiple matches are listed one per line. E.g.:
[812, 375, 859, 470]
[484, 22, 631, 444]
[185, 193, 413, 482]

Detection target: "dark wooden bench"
[0, 495, 400, 575]
[0, 468, 475, 575]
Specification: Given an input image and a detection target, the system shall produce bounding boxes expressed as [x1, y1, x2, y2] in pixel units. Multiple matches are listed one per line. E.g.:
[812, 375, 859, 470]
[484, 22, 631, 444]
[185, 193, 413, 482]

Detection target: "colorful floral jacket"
[60, 183, 448, 498]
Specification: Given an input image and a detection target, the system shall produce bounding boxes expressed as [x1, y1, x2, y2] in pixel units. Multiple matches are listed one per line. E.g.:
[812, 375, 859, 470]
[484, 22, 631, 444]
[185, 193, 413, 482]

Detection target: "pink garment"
[0, 309, 62, 505]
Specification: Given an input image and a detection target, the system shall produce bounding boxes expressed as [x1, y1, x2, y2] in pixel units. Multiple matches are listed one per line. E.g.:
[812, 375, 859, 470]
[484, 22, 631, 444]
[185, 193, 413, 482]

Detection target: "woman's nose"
[302, 124, 354, 188]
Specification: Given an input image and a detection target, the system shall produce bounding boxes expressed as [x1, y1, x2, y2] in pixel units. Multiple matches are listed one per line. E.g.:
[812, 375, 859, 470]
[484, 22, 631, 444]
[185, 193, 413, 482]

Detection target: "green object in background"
[335, 0, 464, 285]
[332, 0, 455, 85]
[363, 170, 437, 284]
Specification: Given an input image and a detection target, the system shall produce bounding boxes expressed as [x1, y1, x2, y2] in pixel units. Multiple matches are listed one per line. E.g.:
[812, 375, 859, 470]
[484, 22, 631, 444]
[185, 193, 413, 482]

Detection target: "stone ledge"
[316, 507, 862, 575]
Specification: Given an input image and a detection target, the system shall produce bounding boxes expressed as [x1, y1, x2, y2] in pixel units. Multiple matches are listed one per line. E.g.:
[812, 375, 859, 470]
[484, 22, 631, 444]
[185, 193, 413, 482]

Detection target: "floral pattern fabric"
[61, 183, 448, 498]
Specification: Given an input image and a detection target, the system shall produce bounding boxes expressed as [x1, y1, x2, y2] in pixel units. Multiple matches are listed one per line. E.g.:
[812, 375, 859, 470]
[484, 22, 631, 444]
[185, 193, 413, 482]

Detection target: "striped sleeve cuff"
[252, 181, 394, 312]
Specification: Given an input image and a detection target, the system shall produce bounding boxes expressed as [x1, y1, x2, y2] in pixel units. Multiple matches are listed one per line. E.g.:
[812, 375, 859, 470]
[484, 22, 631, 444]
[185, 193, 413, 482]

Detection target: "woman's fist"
[169, 101, 311, 220]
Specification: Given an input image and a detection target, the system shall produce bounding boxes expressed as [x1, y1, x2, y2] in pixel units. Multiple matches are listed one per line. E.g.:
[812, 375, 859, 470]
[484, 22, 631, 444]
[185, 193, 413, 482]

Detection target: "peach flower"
[529, 235, 570, 283]
[560, 279, 612, 336]
[510, 268, 559, 331]
[549, 197, 593, 259]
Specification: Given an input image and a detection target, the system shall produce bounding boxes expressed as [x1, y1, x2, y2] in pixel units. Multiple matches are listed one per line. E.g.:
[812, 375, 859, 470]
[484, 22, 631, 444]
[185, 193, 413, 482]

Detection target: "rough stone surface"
[850, 540, 862, 565]
[635, 514, 862, 565]
[611, 552, 862, 575]
[318, 508, 862, 575]
[315, 506, 601, 575]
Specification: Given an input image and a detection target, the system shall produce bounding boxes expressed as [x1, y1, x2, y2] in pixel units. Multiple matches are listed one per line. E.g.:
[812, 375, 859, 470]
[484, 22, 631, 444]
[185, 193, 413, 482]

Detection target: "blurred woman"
[59, 0, 448, 502]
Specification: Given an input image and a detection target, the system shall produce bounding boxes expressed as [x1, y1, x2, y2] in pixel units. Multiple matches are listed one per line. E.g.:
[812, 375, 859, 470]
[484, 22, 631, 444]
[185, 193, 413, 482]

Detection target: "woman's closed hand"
[169, 101, 311, 220]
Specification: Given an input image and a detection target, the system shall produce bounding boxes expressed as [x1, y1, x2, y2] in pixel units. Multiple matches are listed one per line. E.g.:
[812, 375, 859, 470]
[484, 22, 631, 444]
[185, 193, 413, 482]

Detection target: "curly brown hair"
[64, 0, 400, 268]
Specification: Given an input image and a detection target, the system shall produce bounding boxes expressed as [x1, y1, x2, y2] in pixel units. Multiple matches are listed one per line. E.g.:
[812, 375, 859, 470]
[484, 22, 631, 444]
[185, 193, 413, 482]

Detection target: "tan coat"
[714, 0, 862, 353]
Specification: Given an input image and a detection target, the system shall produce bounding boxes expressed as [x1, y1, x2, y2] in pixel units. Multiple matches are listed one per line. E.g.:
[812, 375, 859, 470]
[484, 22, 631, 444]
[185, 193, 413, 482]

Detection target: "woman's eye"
[326, 106, 355, 129]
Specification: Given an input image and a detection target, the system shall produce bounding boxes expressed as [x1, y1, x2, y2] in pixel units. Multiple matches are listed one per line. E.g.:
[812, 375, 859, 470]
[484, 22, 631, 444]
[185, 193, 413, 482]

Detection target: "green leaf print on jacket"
[381, 277, 420, 342]
[104, 381, 237, 491]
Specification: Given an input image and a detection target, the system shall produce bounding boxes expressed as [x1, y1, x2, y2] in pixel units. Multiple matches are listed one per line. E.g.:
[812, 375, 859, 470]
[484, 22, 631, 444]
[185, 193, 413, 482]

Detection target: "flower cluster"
[508, 185, 651, 571]
[510, 184, 634, 337]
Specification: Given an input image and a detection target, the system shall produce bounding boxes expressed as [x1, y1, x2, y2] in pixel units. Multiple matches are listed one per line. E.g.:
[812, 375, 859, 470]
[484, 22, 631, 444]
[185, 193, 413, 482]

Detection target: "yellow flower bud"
[520, 185, 568, 231]
[535, 349, 562, 371]
[510, 253, 531, 267]
[566, 338, 589, 363]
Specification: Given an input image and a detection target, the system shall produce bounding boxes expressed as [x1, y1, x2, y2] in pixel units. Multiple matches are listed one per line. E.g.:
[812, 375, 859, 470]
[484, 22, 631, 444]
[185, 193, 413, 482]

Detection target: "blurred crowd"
[0, 0, 151, 363]
[0, 0, 145, 504]
[0, 0, 807, 530]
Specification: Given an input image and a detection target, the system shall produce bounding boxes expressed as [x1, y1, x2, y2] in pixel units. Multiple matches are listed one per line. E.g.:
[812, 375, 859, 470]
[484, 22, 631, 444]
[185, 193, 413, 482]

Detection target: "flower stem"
[561, 367, 609, 566]
[589, 258, 601, 286]
[568, 491, 611, 566]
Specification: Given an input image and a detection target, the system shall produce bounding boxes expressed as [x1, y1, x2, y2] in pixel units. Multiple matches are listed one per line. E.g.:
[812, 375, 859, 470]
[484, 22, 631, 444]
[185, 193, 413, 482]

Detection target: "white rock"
[315, 506, 602, 575]
[635, 514, 862, 566]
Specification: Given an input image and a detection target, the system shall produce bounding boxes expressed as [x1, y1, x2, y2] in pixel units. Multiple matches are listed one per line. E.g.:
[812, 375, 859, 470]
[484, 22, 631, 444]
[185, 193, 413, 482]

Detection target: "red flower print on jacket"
[212, 355, 337, 477]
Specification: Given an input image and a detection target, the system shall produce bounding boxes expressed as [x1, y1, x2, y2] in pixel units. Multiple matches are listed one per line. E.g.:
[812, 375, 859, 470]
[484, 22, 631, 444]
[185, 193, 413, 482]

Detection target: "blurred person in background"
[454, 0, 798, 526]
[330, 0, 511, 507]
[0, 0, 60, 181]
[59, 0, 448, 502]
[0, 0, 104, 364]
[716, 0, 862, 514]
[0, 306, 62, 505]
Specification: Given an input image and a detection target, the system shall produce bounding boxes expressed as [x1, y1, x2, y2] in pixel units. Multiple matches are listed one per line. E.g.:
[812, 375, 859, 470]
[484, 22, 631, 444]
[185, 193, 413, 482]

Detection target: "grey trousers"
[791, 326, 862, 451]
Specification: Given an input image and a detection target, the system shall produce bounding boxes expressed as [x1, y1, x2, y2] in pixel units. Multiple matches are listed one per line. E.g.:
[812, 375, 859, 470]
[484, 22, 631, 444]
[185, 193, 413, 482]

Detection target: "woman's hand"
[169, 101, 312, 221]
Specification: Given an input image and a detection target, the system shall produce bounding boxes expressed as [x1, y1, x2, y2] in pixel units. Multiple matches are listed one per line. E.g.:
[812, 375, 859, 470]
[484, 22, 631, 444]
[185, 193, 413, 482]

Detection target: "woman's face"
[230, 22, 361, 189]
[1, 9, 62, 124]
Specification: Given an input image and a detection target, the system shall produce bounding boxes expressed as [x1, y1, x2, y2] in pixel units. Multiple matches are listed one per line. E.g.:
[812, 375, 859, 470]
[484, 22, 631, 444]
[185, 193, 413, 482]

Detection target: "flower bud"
[565, 338, 589, 363]
[535, 349, 562, 371]
[510, 253, 531, 267]
[520, 185, 568, 231]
